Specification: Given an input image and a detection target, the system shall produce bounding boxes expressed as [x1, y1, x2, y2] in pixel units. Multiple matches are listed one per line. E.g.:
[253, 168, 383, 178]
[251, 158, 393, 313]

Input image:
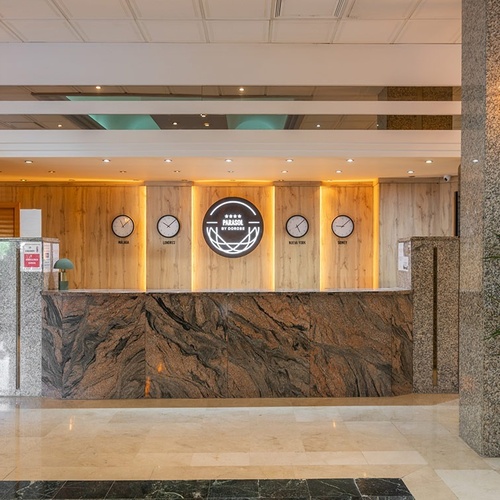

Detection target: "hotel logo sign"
[203, 197, 264, 258]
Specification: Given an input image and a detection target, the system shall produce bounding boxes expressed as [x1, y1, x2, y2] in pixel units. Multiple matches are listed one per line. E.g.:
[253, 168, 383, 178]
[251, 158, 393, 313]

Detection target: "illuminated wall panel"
[192, 184, 274, 291]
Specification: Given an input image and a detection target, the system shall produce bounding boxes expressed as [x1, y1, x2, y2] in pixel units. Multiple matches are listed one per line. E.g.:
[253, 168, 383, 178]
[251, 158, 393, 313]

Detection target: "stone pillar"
[460, 0, 500, 456]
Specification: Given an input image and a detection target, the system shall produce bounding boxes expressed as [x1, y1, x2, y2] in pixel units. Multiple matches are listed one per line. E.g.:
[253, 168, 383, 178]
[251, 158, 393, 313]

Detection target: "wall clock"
[157, 214, 180, 238]
[331, 215, 354, 238]
[286, 215, 309, 238]
[111, 214, 135, 238]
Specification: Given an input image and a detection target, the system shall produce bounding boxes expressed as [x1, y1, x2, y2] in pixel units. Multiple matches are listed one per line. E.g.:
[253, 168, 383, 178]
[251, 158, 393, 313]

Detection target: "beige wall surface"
[379, 178, 458, 287]
[146, 184, 192, 290]
[0, 177, 457, 290]
[321, 183, 375, 289]
[192, 185, 274, 291]
[0, 184, 146, 289]
[275, 183, 320, 291]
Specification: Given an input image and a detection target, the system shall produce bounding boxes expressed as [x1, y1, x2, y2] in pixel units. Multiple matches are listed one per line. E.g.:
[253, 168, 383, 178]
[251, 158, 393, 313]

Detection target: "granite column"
[460, 0, 500, 456]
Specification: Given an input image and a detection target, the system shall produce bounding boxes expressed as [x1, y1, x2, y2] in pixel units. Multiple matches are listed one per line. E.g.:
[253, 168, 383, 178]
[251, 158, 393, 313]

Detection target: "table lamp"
[53, 258, 74, 290]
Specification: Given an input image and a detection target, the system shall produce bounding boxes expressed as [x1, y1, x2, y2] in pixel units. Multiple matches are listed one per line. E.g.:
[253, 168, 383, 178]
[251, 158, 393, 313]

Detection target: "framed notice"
[21, 242, 42, 272]
[43, 242, 52, 272]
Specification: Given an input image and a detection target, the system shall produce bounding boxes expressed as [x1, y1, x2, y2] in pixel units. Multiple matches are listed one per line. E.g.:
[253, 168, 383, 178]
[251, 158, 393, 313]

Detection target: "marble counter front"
[42, 290, 413, 399]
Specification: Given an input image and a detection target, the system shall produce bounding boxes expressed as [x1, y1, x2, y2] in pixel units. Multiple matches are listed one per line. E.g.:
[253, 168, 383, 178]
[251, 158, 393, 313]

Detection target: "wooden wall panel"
[274, 184, 320, 290]
[378, 178, 458, 287]
[0, 202, 20, 237]
[146, 184, 192, 290]
[0, 185, 146, 290]
[192, 185, 274, 291]
[321, 184, 374, 289]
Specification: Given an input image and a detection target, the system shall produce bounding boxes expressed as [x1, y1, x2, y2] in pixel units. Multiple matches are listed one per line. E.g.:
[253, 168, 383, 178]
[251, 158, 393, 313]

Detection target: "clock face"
[157, 215, 180, 238]
[286, 215, 309, 238]
[111, 214, 135, 238]
[332, 215, 354, 238]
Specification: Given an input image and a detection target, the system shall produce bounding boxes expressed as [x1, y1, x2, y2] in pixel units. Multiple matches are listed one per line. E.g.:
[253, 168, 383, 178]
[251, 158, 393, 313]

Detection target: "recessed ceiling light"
[347, 158, 354, 163]
[102, 159, 110, 163]
[472, 159, 479, 163]
[425, 159, 433, 164]
[316, 124, 321, 128]
[173, 170, 180, 173]
[407, 170, 415, 174]
[119, 170, 127, 174]
[57, 124, 62, 128]
[225, 159, 233, 163]
[20, 179, 27, 182]
[164, 159, 173, 163]
[24, 160, 33, 164]
[200, 113, 207, 118]
[172, 122, 178, 126]
[239, 87, 245, 92]
[48, 170, 55, 174]
[286, 158, 293, 162]
[95, 86, 101, 90]
[281, 170, 288, 174]
[227, 170, 234, 173]
[336, 170, 342, 174]
[204, 122, 210, 127]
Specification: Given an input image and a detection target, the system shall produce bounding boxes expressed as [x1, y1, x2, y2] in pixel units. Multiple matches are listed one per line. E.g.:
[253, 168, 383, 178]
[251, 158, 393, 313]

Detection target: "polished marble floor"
[0, 394, 499, 499]
[0, 478, 414, 499]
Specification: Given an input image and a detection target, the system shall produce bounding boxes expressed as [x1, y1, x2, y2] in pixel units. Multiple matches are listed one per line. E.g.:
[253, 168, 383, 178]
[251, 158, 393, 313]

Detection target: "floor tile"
[0, 394, 494, 500]
[436, 469, 500, 500]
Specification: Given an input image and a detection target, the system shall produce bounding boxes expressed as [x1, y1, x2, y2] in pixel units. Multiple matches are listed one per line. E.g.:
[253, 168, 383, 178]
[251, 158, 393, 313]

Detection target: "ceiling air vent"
[275, 0, 283, 18]
[275, 0, 349, 19]
[333, 0, 349, 18]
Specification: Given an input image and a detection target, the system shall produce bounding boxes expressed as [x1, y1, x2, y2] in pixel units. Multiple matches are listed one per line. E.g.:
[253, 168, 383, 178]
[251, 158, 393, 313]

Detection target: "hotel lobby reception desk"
[42, 290, 413, 400]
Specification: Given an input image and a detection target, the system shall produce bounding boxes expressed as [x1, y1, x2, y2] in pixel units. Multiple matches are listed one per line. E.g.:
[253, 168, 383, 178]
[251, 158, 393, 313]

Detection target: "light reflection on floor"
[0, 394, 499, 499]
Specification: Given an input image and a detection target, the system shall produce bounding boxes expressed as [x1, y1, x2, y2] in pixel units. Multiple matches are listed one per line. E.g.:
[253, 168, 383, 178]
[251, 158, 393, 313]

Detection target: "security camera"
[443, 174, 451, 182]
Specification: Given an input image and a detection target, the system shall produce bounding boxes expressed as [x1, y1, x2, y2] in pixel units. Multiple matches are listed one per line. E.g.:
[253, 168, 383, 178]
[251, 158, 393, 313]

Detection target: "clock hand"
[296, 220, 305, 228]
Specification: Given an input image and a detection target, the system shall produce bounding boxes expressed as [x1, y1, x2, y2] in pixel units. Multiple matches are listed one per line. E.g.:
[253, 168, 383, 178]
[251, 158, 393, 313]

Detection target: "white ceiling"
[0, 0, 462, 44]
[0, 0, 462, 183]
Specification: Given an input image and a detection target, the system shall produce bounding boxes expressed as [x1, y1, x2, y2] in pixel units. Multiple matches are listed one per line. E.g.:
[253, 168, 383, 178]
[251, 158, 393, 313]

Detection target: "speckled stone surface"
[461, 0, 500, 456]
[397, 237, 459, 394]
[42, 290, 413, 399]
[0, 240, 18, 396]
[0, 238, 56, 397]
[381, 86, 453, 131]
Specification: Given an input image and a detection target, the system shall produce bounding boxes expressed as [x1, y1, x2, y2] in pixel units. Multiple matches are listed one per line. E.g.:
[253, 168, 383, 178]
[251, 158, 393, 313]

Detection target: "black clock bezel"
[111, 214, 135, 238]
[157, 214, 180, 238]
[285, 214, 309, 239]
[331, 214, 354, 238]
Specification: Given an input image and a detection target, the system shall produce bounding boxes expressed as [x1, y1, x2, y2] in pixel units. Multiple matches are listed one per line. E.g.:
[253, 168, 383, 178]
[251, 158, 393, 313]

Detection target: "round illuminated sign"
[202, 197, 264, 258]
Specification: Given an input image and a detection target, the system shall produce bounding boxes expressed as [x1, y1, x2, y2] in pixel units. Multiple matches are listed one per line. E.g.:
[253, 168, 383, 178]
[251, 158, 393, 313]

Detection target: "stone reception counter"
[41, 290, 413, 399]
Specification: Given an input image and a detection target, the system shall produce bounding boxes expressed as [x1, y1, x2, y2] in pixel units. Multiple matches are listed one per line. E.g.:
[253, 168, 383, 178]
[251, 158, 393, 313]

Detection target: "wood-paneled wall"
[0, 202, 20, 237]
[146, 184, 192, 290]
[321, 183, 375, 289]
[192, 185, 274, 291]
[0, 177, 456, 291]
[378, 178, 458, 287]
[0, 184, 146, 289]
[275, 183, 320, 290]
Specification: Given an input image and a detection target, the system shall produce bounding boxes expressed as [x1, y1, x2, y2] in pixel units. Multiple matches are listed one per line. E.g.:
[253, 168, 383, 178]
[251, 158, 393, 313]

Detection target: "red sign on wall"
[21, 242, 42, 272]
